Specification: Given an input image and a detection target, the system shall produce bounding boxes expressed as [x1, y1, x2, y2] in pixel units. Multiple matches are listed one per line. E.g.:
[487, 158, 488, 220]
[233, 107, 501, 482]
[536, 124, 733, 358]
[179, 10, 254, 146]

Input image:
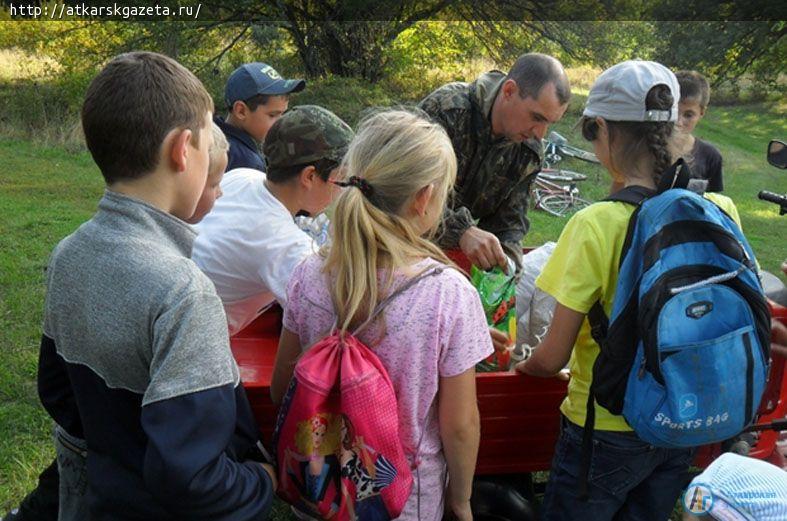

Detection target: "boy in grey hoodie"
[36, 51, 276, 521]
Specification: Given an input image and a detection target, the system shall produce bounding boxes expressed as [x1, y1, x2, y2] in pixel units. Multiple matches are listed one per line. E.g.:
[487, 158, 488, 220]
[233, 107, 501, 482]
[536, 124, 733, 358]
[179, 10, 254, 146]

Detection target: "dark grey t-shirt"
[689, 138, 724, 193]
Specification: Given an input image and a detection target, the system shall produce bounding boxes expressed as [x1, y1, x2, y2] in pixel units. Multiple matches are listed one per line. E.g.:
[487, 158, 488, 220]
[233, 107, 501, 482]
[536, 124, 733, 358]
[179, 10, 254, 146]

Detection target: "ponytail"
[324, 110, 457, 332]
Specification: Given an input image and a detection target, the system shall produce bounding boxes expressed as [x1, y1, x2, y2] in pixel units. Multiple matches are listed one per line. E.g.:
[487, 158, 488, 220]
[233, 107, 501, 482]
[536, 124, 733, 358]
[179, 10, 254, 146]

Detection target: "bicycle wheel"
[538, 168, 588, 183]
[558, 144, 600, 164]
[536, 192, 592, 217]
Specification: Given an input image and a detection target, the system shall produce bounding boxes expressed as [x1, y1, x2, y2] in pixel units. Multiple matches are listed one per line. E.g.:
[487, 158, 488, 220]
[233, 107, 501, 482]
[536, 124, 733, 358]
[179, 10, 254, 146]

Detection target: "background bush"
[0, 20, 783, 148]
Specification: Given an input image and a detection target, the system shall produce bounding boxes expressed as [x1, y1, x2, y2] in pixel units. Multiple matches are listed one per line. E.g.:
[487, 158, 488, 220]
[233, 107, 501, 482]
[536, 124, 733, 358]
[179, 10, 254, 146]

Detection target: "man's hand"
[459, 226, 508, 272]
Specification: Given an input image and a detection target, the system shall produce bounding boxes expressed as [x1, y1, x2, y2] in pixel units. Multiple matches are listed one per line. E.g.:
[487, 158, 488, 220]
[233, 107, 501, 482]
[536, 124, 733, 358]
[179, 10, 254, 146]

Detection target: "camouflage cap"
[263, 105, 354, 169]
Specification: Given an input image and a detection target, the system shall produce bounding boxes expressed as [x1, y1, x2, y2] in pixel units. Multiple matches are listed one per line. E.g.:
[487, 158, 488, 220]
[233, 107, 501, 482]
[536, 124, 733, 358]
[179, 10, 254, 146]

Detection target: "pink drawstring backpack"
[273, 268, 442, 520]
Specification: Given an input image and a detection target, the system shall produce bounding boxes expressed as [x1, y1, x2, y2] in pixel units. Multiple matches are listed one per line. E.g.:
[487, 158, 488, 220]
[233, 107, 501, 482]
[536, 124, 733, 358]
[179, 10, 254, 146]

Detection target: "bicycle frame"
[543, 131, 599, 169]
[530, 169, 591, 217]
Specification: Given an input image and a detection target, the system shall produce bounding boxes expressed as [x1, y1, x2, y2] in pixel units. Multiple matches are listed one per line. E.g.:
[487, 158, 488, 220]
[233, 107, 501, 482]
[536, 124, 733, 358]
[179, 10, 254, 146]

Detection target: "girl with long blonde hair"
[272, 109, 493, 521]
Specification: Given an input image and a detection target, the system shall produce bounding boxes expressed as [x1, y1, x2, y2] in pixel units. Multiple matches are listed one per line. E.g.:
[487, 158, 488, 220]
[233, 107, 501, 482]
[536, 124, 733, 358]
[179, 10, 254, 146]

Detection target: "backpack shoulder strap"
[587, 185, 652, 342]
[587, 301, 609, 349]
[604, 185, 656, 206]
[656, 157, 693, 193]
[578, 381, 597, 500]
[579, 186, 653, 500]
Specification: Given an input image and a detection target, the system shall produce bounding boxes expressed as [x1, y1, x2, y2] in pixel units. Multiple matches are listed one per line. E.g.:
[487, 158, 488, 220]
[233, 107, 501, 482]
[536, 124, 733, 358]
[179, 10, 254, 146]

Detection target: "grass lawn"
[0, 101, 785, 516]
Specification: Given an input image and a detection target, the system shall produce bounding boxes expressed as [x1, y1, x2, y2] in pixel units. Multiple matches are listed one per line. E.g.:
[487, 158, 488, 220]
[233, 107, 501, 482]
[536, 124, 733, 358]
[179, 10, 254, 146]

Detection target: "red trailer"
[230, 259, 787, 519]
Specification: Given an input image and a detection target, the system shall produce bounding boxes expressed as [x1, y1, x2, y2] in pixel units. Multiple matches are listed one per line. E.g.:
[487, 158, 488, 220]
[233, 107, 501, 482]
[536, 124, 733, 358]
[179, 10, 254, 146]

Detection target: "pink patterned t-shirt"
[283, 254, 493, 521]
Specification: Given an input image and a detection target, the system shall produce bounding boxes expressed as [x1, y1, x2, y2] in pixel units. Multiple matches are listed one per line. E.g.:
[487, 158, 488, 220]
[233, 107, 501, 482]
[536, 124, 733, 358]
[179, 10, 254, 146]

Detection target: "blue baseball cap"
[224, 62, 305, 109]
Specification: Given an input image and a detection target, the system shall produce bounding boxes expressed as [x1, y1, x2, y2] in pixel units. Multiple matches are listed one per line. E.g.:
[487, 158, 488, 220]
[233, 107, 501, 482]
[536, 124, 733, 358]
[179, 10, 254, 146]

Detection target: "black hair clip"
[332, 176, 374, 199]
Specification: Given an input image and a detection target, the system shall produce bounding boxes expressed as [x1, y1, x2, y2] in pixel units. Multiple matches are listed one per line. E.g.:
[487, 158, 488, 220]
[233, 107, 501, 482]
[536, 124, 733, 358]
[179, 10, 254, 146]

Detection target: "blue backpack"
[580, 161, 771, 495]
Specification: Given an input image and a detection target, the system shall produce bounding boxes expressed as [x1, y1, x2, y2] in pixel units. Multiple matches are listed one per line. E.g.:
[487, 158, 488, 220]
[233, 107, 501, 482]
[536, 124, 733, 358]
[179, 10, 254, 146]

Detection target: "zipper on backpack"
[743, 332, 754, 422]
[637, 356, 646, 379]
[739, 239, 754, 269]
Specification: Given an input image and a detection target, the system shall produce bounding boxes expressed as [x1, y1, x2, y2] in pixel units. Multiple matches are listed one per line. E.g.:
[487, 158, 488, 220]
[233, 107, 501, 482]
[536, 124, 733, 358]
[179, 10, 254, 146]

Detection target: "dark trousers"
[15, 459, 58, 520]
[540, 416, 694, 521]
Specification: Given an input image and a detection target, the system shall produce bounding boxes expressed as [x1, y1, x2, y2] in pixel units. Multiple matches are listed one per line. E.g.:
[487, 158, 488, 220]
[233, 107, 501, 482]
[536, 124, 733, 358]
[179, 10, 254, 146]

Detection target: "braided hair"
[642, 85, 675, 186]
[581, 85, 677, 186]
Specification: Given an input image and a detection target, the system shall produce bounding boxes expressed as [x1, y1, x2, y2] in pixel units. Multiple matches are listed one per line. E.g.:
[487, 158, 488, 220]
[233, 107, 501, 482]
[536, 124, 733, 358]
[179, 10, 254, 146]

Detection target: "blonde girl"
[271, 109, 494, 521]
[186, 121, 228, 224]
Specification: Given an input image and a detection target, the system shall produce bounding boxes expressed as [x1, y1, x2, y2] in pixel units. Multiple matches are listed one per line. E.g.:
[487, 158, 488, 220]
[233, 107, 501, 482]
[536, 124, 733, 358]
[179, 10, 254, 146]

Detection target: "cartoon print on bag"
[284, 413, 342, 517]
[338, 414, 395, 521]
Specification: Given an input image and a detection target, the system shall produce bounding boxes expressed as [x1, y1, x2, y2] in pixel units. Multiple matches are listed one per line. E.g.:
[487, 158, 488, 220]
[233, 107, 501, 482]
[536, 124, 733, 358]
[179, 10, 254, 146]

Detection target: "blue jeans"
[540, 416, 694, 521]
[54, 425, 88, 521]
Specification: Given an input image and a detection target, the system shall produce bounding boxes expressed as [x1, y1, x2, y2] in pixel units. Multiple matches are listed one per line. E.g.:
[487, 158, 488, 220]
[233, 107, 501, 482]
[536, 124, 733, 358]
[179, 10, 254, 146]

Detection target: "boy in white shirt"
[192, 105, 354, 335]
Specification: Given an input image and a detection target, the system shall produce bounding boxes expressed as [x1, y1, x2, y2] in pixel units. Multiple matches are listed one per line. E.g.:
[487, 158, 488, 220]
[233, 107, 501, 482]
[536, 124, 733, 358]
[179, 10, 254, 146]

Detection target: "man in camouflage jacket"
[419, 53, 570, 270]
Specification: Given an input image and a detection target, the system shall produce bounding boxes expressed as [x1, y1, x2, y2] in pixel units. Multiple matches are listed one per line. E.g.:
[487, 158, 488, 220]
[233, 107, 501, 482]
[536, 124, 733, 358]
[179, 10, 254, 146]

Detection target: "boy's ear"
[298, 165, 318, 188]
[169, 128, 192, 174]
[232, 100, 248, 119]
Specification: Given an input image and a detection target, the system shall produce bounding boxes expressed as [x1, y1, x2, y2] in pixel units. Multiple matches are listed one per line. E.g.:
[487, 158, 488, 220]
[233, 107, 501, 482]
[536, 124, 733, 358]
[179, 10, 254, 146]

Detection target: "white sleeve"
[256, 223, 317, 305]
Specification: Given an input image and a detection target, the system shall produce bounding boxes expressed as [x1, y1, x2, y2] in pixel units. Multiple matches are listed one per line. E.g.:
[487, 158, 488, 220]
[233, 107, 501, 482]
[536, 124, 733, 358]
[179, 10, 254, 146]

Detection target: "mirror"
[767, 140, 787, 169]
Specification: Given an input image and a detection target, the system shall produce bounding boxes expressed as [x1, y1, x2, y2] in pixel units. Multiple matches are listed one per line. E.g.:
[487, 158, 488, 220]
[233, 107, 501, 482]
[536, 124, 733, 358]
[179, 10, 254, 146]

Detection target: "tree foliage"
[0, 1, 783, 90]
[652, 21, 785, 89]
[648, 1, 785, 92]
[195, 0, 459, 82]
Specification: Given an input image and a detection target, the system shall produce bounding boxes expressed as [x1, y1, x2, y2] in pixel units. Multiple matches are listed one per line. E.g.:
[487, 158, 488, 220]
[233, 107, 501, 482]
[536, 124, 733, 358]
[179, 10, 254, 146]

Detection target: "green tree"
[649, 1, 785, 90]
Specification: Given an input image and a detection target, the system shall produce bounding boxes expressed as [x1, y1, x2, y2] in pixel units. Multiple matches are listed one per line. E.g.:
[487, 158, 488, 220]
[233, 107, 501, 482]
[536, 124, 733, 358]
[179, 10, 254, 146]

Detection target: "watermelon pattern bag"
[273, 268, 443, 520]
[471, 263, 518, 371]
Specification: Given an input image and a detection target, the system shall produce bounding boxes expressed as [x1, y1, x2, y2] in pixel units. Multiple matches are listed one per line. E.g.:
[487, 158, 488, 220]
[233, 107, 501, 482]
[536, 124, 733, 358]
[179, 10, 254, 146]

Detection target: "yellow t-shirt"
[536, 192, 742, 431]
[705, 192, 742, 228]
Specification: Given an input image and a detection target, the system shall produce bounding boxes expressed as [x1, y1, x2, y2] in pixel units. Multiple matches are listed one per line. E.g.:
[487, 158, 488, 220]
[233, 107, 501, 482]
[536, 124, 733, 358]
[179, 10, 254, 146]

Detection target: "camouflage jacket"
[418, 71, 542, 258]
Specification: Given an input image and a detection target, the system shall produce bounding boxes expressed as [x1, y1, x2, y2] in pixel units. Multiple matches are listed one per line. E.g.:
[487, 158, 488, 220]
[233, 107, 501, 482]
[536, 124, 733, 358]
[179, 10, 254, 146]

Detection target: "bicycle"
[531, 169, 592, 217]
[531, 132, 598, 217]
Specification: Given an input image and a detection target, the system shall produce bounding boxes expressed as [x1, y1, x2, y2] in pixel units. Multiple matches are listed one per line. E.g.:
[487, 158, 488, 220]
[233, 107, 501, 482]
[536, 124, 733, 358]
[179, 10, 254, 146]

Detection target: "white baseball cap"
[583, 60, 679, 123]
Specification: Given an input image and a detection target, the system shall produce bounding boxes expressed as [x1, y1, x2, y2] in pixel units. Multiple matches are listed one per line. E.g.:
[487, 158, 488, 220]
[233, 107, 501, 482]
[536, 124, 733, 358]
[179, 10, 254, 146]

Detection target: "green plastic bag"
[471, 264, 517, 372]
